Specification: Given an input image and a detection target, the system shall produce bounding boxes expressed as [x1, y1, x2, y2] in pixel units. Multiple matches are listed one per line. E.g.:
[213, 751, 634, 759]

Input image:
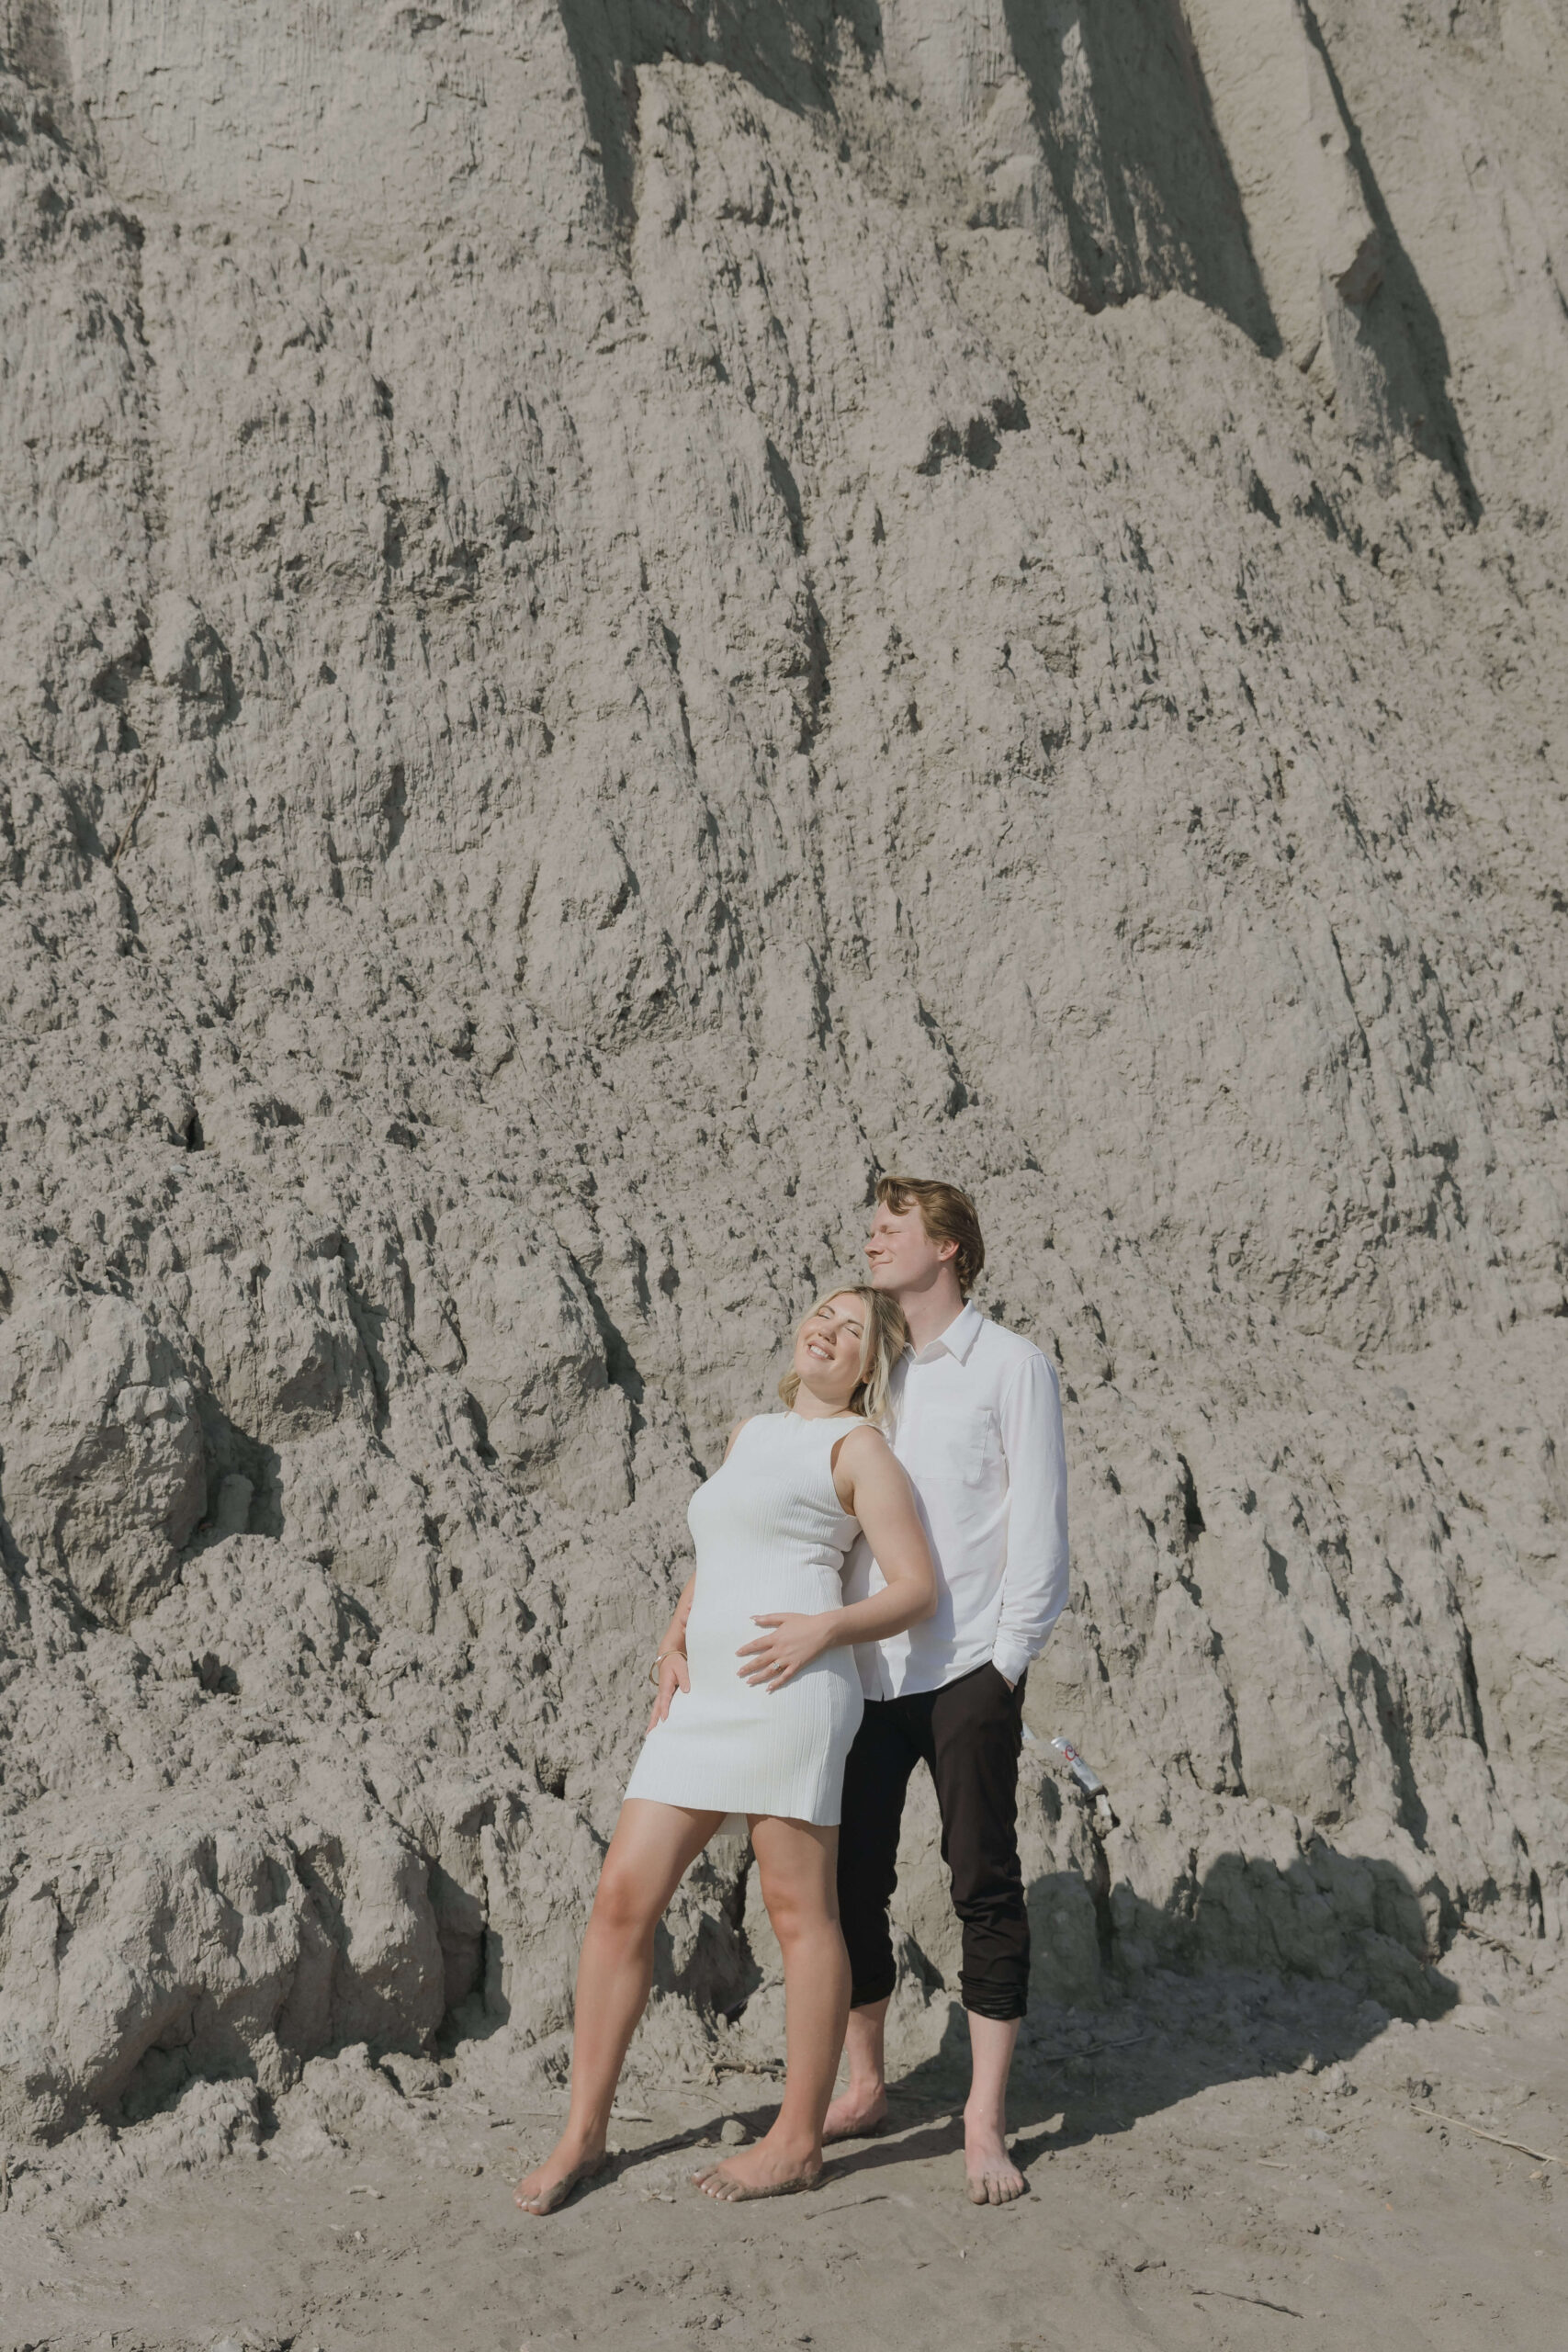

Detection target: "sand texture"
[3, 1980, 1566, 2348]
[0, 0, 1565, 2340]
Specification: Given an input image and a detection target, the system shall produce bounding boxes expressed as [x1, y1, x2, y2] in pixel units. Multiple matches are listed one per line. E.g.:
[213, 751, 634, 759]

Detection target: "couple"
[515, 1176, 1070, 2213]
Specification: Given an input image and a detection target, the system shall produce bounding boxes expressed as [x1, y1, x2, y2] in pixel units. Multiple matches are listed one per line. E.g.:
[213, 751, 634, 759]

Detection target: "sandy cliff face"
[0, 0, 1564, 2145]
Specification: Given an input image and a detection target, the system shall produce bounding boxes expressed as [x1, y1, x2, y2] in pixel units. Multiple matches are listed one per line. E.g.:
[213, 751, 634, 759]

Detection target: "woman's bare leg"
[694, 1815, 849, 2201]
[516, 1798, 722, 2215]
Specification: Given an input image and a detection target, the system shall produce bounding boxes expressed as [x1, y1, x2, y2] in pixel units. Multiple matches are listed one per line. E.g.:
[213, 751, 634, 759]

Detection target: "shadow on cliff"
[1001, 0, 1280, 349]
[558, 0, 874, 224]
[604, 1839, 1461, 2195]
[559, 0, 1280, 361]
[0, 0, 99, 168]
[645, 1840, 1456, 2189]
[1297, 2, 1478, 514]
[822, 1843, 1460, 2174]
[0, 0, 70, 94]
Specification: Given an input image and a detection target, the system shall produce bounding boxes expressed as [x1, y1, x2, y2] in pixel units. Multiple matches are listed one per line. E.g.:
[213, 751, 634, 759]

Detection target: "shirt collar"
[909, 1299, 986, 1366]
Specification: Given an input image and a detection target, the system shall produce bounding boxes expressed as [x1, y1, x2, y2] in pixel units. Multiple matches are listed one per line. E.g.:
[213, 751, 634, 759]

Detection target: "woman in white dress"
[515, 1283, 936, 2214]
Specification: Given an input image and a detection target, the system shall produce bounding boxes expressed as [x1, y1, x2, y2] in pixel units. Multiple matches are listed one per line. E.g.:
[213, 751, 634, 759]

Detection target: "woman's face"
[792, 1293, 868, 1410]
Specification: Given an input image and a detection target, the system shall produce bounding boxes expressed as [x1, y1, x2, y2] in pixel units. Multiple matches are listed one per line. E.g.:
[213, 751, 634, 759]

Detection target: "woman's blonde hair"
[778, 1283, 908, 1428]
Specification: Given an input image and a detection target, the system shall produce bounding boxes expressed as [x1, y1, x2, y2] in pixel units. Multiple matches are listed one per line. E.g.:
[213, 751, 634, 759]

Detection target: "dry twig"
[1191, 2287, 1302, 2319]
[1415, 2105, 1562, 2164]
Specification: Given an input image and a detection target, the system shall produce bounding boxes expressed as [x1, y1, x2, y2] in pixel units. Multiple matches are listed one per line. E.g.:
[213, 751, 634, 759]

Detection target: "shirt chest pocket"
[921, 1409, 994, 1488]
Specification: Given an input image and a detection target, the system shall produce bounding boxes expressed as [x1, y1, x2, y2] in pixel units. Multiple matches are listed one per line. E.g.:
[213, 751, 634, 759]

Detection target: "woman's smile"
[789, 1296, 870, 1413]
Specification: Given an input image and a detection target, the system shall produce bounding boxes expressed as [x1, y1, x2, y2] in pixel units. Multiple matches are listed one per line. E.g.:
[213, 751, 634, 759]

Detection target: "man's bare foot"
[821, 2084, 887, 2143]
[964, 2112, 1028, 2205]
[514, 2139, 609, 2216]
[691, 2137, 824, 2201]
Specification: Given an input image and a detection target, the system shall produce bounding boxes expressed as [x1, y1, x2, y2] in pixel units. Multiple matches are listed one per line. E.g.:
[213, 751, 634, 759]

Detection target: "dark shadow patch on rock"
[1297, 3, 1478, 513]
[558, 0, 847, 232]
[186, 1398, 285, 1546]
[1001, 0, 1280, 349]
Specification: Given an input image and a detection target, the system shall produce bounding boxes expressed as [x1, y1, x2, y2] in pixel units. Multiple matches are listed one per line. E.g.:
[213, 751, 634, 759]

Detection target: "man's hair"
[875, 1175, 985, 1299]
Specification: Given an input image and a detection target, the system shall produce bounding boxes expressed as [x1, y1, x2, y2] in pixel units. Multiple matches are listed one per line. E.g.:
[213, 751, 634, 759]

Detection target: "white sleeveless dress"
[624, 1411, 865, 1826]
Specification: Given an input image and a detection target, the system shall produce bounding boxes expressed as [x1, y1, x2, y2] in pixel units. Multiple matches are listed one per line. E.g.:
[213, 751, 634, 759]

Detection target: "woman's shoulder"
[829, 1418, 891, 1467]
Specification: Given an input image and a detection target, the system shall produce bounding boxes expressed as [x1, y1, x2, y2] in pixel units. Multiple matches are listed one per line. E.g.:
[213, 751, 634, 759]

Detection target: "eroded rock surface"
[1, 0, 1565, 2146]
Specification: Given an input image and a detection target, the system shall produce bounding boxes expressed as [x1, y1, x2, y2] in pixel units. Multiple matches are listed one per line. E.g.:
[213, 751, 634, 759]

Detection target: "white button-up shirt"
[852, 1301, 1069, 1698]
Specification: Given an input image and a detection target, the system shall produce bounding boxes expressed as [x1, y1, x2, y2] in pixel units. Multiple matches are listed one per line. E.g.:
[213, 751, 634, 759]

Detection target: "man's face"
[864, 1201, 955, 1295]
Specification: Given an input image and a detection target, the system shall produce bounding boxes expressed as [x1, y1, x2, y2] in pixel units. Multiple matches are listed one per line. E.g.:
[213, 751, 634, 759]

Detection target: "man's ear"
[936, 1238, 959, 1262]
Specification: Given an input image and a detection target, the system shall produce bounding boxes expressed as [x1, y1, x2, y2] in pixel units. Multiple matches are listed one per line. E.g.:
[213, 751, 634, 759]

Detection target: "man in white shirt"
[825, 1177, 1069, 2203]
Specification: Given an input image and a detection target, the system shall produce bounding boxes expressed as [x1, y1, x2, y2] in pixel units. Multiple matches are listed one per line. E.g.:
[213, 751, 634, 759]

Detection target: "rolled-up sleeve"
[992, 1350, 1069, 1687]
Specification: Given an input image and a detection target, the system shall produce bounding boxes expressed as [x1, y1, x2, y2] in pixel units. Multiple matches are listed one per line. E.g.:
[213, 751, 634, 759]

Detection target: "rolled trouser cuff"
[850, 1967, 898, 2010]
[959, 1973, 1029, 2022]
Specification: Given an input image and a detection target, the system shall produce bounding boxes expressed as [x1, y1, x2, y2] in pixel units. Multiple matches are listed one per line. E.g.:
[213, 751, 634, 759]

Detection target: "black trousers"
[836, 1662, 1030, 2024]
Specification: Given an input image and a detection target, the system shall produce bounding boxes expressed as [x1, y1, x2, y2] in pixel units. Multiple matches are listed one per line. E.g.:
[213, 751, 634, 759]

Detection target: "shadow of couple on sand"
[819, 1956, 1447, 2191]
[609, 1838, 1463, 2197]
[604, 1963, 1460, 2204]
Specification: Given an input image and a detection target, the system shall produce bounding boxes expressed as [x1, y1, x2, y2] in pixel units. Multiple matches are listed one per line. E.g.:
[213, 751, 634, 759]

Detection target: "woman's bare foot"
[514, 2138, 610, 2216]
[692, 2136, 824, 2201]
[963, 2112, 1028, 2204]
[821, 2084, 887, 2143]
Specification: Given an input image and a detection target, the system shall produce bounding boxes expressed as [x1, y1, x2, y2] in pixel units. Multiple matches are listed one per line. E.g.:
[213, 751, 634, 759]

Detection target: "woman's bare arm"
[736, 1427, 936, 1688]
[659, 1572, 697, 1661]
[830, 1425, 937, 1642]
[647, 1573, 695, 1727]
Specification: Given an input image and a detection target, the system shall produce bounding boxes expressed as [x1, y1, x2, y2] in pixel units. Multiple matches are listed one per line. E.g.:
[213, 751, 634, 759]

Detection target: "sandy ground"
[5, 1970, 1565, 2352]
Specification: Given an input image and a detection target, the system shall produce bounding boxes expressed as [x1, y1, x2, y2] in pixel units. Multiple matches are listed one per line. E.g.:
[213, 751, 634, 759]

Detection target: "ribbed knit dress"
[624, 1411, 866, 1826]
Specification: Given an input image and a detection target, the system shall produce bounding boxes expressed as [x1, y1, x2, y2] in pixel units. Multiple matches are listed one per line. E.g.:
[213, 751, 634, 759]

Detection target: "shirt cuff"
[992, 1638, 1032, 1689]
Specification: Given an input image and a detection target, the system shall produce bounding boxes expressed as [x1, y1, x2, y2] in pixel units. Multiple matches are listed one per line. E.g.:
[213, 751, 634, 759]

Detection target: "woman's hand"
[647, 1647, 691, 1730]
[736, 1613, 834, 1691]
